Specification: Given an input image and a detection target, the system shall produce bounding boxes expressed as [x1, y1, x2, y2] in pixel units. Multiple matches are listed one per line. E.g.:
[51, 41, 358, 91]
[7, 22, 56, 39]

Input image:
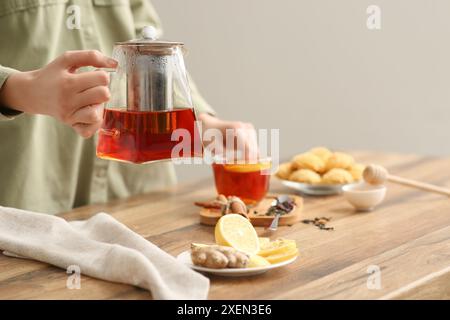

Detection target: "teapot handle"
[95, 69, 121, 138]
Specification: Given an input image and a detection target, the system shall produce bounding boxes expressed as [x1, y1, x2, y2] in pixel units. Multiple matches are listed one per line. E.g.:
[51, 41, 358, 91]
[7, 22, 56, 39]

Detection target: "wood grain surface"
[0, 151, 449, 300]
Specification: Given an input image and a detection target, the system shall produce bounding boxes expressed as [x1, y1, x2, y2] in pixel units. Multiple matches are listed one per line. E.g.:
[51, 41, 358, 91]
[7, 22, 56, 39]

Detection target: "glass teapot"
[96, 26, 203, 164]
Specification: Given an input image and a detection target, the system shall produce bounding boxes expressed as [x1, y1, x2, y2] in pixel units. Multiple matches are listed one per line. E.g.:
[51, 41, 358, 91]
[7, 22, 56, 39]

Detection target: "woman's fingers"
[72, 122, 101, 139]
[72, 71, 110, 93]
[243, 123, 259, 161]
[70, 104, 104, 138]
[59, 50, 118, 71]
[70, 104, 103, 124]
[72, 85, 110, 109]
[192, 114, 260, 161]
[234, 122, 259, 161]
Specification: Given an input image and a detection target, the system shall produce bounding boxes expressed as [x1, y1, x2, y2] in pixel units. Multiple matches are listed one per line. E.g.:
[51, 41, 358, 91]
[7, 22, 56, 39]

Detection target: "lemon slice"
[258, 239, 297, 257]
[215, 214, 260, 255]
[190, 243, 210, 248]
[265, 247, 299, 264]
[223, 161, 271, 173]
[247, 255, 271, 268]
[258, 237, 271, 247]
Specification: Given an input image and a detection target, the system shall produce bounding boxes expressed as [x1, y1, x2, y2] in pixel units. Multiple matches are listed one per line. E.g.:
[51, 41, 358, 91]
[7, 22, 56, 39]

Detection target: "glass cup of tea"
[212, 158, 272, 205]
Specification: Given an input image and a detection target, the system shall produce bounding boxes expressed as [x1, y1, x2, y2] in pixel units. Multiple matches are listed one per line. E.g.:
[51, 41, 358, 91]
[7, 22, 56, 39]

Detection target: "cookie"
[322, 168, 354, 185]
[276, 162, 294, 180]
[289, 169, 322, 184]
[309, 147, 332, 162]
[349, 163, 365, 181]
[325, 152, 355, 171]
[292, 152, 325, 173]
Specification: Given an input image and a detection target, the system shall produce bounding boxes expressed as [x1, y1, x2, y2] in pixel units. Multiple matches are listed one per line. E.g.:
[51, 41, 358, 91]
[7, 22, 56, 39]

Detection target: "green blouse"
[0, 0, 214, 214]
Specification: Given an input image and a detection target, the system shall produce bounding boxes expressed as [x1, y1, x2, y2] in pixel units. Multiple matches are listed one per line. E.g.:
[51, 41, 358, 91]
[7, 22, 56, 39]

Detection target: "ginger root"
[191, 244, 249, 269]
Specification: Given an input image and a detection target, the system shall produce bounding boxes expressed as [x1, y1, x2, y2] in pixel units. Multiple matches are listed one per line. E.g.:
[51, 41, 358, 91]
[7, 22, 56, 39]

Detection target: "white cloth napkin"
[0, 206, 209, 300]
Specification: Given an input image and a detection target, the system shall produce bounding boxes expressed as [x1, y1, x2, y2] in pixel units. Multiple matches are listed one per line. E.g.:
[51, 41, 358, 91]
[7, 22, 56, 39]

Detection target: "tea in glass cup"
[212, 159, 271, 205]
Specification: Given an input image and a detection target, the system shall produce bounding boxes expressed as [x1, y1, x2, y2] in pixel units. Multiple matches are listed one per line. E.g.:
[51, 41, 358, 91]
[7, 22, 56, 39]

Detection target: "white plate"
[177, 250, 298, 277]
[279, 178, 359, 196]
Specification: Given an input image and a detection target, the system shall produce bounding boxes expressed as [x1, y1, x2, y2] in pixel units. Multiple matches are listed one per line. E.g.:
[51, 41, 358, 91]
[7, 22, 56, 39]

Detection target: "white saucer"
[280, 179, 359, 196]
[176, 250, 298, 277]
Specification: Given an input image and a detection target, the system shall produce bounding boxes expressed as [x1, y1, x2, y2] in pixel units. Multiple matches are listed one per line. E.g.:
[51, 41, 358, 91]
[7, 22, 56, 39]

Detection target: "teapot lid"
[115, 26, 183, 54]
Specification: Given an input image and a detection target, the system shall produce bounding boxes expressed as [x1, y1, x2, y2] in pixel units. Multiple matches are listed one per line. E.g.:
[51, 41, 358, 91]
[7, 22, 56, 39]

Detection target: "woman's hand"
[0, 50, 117, 138]
[198, 113, 259, 161]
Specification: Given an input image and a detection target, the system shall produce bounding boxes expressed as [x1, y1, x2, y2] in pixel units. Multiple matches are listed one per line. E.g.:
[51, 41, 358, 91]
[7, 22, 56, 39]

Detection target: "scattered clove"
[302, 217, 334, 231]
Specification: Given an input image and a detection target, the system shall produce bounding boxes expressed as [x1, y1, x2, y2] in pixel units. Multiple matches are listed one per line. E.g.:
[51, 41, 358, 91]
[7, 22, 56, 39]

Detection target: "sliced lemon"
[247, 255, 271, 268]
[265, 247, 299, 264]
[215, 214, 260, 255]
[223, 161, 271, 173]
[258, 237, 271, 247]
[258, 239, 297, 257]
[190, 243, 211, 249]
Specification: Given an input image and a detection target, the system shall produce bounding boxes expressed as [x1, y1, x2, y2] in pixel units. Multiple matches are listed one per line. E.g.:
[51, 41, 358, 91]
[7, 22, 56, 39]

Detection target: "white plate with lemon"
[177, 214, 299, 277]
[177, 251, 298, 277]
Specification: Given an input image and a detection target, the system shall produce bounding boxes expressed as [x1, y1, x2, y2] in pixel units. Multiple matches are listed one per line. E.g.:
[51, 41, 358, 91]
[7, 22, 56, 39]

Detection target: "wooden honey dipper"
[363, 164, 450, 197]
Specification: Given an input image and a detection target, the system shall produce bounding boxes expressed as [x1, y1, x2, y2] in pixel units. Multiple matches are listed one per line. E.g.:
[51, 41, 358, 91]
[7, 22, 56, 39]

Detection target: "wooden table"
[1, 151, 449, 300]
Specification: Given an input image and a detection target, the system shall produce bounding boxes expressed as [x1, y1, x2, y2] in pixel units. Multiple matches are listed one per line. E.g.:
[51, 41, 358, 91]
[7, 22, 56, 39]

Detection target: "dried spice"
[302, 217, 334, 231]
[194, 194, 228, 210]
[265, 197, 296, 216]
[195, 195, 249, 219]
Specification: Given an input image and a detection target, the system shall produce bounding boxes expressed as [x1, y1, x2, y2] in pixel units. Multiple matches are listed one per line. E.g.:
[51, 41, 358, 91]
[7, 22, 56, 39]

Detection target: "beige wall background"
[151, 0, 450, 182]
